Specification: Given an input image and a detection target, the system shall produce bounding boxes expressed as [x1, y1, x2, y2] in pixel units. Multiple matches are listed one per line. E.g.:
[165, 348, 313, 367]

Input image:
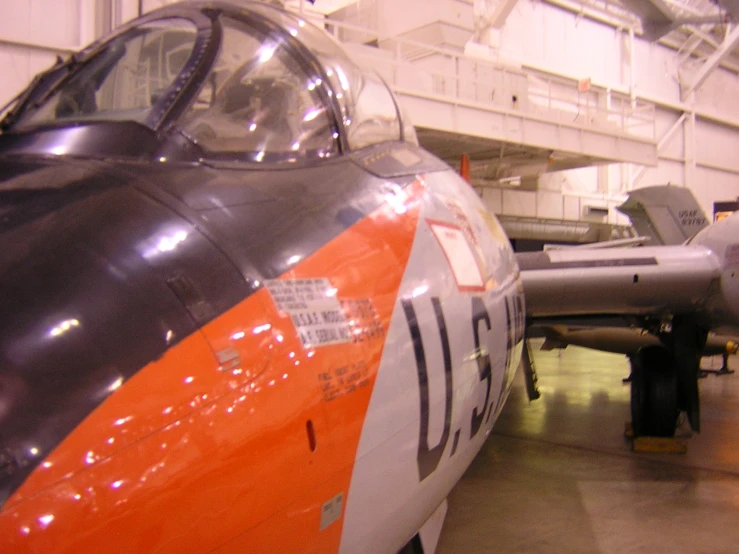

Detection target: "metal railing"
[302, 14, 656, 142]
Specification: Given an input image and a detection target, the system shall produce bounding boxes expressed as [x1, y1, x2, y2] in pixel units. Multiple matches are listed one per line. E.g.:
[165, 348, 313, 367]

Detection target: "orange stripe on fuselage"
[0, 179, 425, 553]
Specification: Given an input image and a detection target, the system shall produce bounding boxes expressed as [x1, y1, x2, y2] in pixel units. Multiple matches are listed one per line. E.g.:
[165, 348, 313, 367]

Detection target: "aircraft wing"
[535, 324, 738, 357]
[517, 244, 722, 321]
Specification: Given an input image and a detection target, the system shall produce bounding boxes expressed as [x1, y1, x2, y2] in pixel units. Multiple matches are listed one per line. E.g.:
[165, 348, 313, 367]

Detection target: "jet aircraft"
[526, 184, 738, 379]
[0, 2, 524, 552]
[0, 1, 738, 553]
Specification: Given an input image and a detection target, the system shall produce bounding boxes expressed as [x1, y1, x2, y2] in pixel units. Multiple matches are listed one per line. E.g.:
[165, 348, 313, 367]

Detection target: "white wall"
[492, 0, 739, 219]
[0, 0, 86, 105]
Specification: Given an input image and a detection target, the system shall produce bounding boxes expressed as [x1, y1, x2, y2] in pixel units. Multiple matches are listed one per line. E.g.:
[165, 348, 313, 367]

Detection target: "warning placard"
[427, 220, 485, 292]
[265, 278, 351, 348]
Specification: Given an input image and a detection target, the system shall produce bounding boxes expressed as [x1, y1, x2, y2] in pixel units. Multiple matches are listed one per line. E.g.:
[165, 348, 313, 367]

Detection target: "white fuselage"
[340, 172, 524, 553]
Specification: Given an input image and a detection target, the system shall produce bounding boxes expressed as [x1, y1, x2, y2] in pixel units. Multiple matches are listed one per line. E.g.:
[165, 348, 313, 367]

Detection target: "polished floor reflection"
[439, 339, 739, 553]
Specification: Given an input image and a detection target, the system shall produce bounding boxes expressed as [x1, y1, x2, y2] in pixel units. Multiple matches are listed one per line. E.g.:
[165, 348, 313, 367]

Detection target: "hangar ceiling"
[542, 0, 739, 98]
[290, 0, 739, 97]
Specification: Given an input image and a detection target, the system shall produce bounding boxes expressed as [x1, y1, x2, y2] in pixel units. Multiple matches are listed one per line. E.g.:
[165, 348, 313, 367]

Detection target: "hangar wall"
[1, 0, 738, 222]
[0, 0, 140, 110]
[0, 1, 85, 106]
[490, 0, 739, 220]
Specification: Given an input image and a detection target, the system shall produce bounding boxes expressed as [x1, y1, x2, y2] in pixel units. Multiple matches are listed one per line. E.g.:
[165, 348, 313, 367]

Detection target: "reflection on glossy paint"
[156, 230, 187, 253]
[49, 318, 80, 337]
[114, 416, 132, 426]
[111, 480, 124, 489]
[384, 189, 408, 215]
[411, 284, 428, 298]
[231, 331, 245, 340]
[20, 526, 30, 535]
[287, 254, 301, 265]
[108, 377, 123, 392]
[253, 323, 271, 334]
[185, 376, 194, 384]
[38, 514, 54, 527]
[42, 461, 52, 469]
[276, 334, 284, 343]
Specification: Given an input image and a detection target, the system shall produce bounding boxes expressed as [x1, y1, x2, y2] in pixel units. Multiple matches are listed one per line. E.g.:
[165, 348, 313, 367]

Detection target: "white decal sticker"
[320, 492, 344, 530]
[265, 278, 351, 348]
[427, 220, 485, 292]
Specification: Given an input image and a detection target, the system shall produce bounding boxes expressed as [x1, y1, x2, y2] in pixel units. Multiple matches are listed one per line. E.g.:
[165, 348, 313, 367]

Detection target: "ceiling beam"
[681, 23, 739, 99]
[490, 0, 520, 28]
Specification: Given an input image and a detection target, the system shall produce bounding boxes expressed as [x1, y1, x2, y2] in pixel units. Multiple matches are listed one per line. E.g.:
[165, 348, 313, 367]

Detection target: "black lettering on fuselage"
[402, 297, 453, 482]
[470, 296, 492, 438]
[405, 291, 525, 482]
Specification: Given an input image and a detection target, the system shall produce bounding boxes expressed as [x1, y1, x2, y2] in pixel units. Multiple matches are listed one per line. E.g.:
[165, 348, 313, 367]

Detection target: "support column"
[684, 100, 696, 189]
[118, 0, 142, 24]
[628, 27, 636, 109]
[597, 89, 610, 194]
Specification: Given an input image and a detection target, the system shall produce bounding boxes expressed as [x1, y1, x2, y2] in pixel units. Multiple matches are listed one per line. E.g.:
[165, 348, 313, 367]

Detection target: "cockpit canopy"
[0, 1, 417, 164]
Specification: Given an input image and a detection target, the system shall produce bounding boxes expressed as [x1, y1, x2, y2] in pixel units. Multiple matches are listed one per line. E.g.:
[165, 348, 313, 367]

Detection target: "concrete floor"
[438, 340, 739, 553]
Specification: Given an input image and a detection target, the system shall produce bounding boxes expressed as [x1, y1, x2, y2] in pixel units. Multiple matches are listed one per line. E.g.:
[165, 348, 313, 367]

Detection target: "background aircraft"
[518, 206, 739, 437]
[526, 185, 738, 383]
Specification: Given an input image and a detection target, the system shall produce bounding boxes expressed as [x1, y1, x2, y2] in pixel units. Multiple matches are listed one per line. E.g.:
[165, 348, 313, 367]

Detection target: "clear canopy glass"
[13, 19, 198, 130]
[4, 3, 416, 162]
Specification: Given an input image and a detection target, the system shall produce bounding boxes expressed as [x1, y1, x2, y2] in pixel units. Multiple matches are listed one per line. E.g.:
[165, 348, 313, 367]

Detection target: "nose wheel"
[629, 345, 679, 438]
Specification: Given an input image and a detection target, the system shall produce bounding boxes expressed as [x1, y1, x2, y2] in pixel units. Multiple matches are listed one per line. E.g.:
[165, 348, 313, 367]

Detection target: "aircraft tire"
[630, 345, 679, 437]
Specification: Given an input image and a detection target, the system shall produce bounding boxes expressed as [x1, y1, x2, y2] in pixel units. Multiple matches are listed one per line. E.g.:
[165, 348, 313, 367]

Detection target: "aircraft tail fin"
[616, 185, 709, 245]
